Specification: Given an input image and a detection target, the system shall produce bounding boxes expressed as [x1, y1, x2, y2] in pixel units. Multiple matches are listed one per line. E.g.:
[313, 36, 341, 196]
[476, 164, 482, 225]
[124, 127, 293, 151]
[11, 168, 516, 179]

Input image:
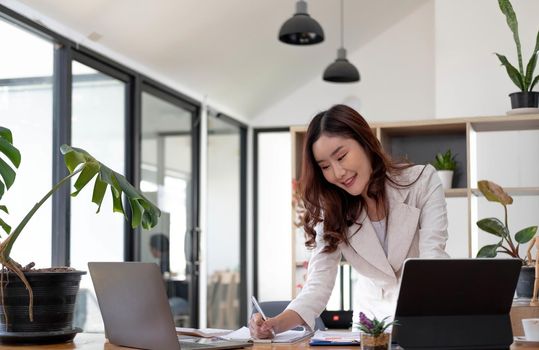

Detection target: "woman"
[250, 104, 449, 338]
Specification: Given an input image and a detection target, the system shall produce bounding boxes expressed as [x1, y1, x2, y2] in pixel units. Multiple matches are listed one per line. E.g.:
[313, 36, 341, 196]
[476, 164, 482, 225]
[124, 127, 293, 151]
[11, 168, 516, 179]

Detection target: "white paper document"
[220, 326, 313, 343]
[311, 330, 361, 343]
[176, 327, 233, 338]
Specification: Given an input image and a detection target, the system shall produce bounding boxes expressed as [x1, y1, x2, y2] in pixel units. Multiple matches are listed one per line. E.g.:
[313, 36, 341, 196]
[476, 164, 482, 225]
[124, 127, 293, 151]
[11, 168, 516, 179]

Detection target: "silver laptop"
[88, 262, 253, 350]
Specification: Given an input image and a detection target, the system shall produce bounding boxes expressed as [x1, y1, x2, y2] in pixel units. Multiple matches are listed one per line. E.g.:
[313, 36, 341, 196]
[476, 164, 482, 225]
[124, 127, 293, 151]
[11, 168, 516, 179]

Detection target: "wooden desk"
[0, 333, 537, 350]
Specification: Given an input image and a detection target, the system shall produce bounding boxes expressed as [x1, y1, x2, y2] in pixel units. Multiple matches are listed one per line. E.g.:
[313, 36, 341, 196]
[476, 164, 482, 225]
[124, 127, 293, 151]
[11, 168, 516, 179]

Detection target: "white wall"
[252, 1, 436, 126]
[434, 0, 539, 117]
[253, 0, 539, 125]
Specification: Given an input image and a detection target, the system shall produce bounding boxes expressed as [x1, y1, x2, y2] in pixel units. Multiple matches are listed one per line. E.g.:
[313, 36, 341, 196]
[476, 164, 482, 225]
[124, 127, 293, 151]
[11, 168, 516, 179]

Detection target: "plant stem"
[503, 204, 518, 255]
[1, 167, 83, 258]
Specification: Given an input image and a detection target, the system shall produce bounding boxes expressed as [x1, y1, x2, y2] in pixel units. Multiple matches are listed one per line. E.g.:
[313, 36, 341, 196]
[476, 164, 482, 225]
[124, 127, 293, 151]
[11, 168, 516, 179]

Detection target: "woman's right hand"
[248, 313, 277, 339]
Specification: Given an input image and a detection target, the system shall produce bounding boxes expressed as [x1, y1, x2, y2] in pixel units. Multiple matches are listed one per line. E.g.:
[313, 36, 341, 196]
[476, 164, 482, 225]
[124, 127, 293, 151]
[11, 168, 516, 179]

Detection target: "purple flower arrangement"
[357, 312, 398, 337]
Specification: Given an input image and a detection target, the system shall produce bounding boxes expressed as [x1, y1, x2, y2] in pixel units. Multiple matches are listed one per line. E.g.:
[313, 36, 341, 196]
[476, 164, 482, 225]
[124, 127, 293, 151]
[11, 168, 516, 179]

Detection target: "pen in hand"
[251, 296, 276, 338]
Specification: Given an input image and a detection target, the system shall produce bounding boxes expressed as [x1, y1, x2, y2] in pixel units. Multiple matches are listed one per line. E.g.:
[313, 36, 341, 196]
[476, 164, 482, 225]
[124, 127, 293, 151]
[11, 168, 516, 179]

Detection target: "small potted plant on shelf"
[357, 312, 397, 350]
[431, 149, 457, 190]
[0, 126, 160, 344]
[475, 180, 538, 297]
[495, 0, 539, 110]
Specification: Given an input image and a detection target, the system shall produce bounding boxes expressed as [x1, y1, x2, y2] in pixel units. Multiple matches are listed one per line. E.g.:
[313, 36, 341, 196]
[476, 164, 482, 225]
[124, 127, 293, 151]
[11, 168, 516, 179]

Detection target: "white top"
[287, 164, 450, 331]
[371, 219, 388, 255]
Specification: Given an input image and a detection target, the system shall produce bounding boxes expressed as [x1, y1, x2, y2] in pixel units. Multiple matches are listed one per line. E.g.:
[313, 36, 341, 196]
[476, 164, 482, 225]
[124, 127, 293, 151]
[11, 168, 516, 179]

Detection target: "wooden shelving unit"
[290, 114, 539, 297]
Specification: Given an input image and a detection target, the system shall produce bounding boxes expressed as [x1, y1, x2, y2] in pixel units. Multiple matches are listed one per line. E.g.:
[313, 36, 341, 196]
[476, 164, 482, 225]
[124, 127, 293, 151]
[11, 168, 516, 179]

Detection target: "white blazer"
[286, 164, 450, 330]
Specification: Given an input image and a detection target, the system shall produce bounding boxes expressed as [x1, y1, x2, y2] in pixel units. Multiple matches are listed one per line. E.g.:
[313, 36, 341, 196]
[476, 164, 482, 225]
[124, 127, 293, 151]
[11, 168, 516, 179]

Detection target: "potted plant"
[475, 180, 538, 297]
[495, 0, 539, 109]
[431, 149, 457, 190]
[357, 312, 397, 350]
[0, 126, 160, 344]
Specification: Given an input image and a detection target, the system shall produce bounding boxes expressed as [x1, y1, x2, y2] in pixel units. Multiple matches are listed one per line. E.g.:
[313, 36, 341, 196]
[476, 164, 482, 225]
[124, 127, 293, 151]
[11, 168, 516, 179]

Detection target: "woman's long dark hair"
[301, 104, 418, 253]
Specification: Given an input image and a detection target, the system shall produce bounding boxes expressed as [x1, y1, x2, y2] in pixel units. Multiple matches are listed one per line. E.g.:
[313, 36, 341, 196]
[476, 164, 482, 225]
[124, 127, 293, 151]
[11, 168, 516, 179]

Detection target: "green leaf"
[524, 30, 539, 90]
[0, 156, 17, 190]
[0, 138, 21, 168]
[477, 218, 509, 238]
[60, 146, 161, 230]
[496, 53, 525, 90]
[61, 145, 89, 173]
[515, 226, 538, 244]
[531, 75, 539, 91]
[498, 0, 523, 74]
[71, 161, 99, 197]
[0, 217, 11, 235]
[477, 243, 500, 258]
[91, 176, 107, 213]
[0, 205, 8, 214]
[0, 127, 13, 144]
[0, 180, 4, 199]
[525, 53, 538, 91]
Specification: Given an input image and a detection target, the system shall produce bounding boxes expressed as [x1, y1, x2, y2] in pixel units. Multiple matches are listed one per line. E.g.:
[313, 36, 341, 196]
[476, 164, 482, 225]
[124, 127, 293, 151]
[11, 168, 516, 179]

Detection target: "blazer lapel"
[348, 211, 395, 278]
[386, 185, 420, 272]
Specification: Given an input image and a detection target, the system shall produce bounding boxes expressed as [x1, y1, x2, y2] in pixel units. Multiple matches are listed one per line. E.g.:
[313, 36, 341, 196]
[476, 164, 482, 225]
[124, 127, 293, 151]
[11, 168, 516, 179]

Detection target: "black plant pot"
[516, 265, 535, 298]
[509, 91, 539, 109]
[0, 270, 85, 344]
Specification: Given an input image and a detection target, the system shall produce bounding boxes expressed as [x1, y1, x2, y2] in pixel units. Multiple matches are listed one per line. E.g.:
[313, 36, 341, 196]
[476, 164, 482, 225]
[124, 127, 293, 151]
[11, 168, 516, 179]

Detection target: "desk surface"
[0, 333, 537, 350]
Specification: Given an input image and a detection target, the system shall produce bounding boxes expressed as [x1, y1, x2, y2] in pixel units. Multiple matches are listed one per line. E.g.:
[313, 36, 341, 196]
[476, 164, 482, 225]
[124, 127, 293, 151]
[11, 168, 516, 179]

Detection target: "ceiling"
[16, 0, 428, 119]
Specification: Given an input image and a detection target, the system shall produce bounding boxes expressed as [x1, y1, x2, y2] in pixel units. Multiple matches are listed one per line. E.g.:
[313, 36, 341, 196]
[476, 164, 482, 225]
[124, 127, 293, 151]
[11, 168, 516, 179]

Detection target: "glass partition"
[70, 60, 126, 332]
[0, 17, 53, 267]
[140, 90, 194, 326]
[206, 114, 243, 329]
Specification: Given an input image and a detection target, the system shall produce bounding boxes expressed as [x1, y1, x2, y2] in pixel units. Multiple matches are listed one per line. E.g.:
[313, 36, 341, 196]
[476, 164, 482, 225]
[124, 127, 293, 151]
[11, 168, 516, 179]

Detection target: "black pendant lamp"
[279, 0, 324, 45]
[323, 0, 360, 83]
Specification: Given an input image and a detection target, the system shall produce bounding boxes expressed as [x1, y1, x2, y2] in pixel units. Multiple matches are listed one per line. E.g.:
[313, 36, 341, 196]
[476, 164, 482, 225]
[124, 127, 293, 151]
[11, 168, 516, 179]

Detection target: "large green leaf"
[477, 243, 501, 258]
[477, 218, 509, 238]
[498, 0, 523, 74]
[496, 53, 524, 91]
[61, 145, 161, 230]
[515, 226, 538, 244]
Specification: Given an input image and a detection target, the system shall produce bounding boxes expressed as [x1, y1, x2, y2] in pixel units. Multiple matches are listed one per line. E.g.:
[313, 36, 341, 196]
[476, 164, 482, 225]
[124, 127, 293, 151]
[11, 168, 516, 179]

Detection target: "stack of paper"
[309, 330, 361, 346]
[220, 326, 313, 343]
[176, 327, 233, 338]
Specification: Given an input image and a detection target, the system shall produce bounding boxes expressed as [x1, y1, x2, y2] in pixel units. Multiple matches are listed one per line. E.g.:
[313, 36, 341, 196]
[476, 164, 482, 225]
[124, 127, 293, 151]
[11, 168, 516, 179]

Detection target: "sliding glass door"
[206, 112, 247, 328]
[140, 86, 199, 327]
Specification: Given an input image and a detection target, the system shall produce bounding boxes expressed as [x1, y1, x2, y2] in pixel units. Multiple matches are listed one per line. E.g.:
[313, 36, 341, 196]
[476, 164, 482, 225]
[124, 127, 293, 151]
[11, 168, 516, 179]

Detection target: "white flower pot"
[437, 170, 454, 190]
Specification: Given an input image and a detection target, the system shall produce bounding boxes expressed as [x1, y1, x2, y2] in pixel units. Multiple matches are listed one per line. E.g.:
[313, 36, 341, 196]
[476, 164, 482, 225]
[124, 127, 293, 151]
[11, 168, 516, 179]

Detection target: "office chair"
[255, 300, 326, 331]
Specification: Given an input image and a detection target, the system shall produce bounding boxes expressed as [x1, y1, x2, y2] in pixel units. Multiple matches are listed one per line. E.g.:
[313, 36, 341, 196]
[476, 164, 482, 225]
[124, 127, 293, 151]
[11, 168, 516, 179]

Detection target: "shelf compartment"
[471, 187, 539, 197]
[445, 188, 467, 197]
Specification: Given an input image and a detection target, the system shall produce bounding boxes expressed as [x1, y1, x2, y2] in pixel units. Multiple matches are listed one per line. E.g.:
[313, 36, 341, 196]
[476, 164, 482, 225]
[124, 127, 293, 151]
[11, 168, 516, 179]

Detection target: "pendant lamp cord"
[340, 0, 344, 48]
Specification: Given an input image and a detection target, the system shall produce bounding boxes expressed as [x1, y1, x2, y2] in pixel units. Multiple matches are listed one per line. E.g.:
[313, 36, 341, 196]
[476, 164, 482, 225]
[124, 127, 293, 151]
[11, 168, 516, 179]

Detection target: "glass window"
[70, 61, 126, 332]
[0, 18, 53, 267]
[256, 131, 293, 301]
[206, 114, 243, 329]
[140, 90, 194, 327]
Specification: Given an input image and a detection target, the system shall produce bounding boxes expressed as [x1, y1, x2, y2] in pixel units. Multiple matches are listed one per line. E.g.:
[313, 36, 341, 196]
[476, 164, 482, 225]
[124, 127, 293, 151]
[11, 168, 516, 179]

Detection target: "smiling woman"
[249, 104, 450, 339]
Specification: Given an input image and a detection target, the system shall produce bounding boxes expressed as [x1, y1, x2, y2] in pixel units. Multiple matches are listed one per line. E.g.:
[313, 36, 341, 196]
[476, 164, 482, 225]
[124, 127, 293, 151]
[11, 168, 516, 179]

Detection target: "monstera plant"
[0, 126, 160, 341]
